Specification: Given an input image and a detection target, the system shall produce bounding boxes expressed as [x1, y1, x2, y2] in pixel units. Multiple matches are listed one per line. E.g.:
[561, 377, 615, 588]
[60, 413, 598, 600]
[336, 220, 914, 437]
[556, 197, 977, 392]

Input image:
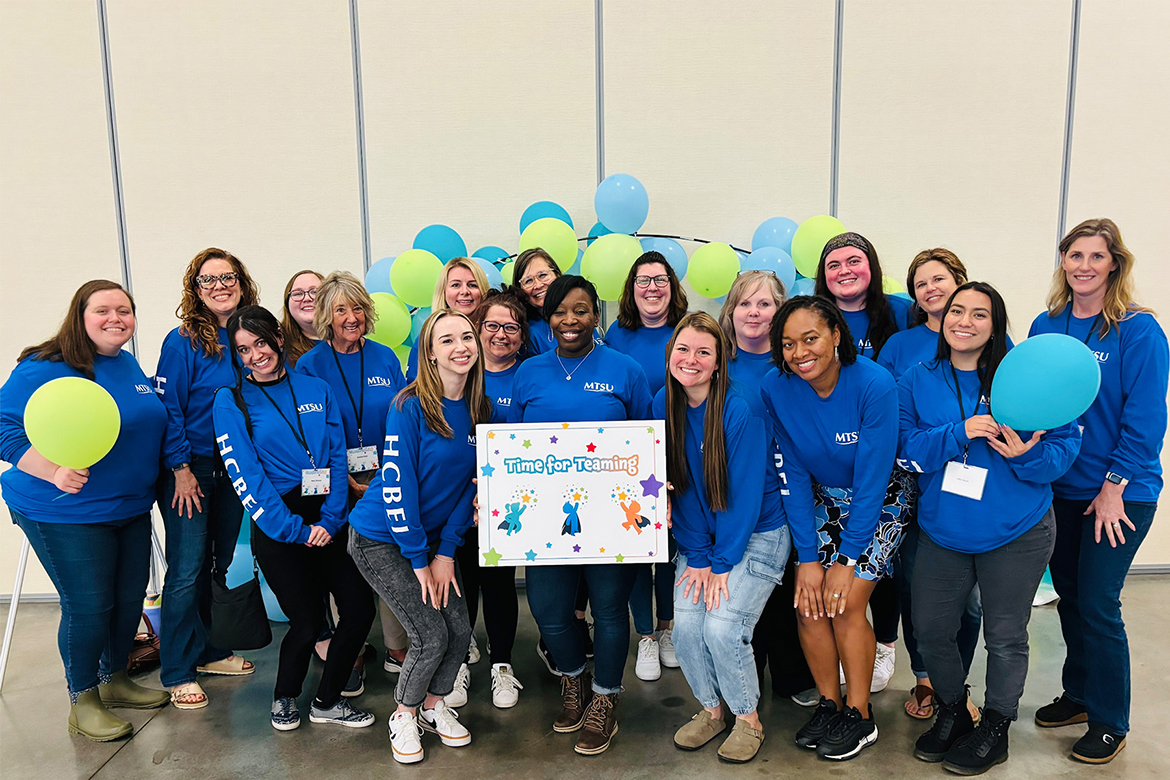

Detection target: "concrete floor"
[2, 577, 1168, 780]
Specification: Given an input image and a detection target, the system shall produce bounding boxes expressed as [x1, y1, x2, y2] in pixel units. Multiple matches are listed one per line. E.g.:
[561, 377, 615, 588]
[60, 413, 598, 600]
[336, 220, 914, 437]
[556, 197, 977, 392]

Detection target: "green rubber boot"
[99, 670, 170, 709]
[68, 689, 133, 742]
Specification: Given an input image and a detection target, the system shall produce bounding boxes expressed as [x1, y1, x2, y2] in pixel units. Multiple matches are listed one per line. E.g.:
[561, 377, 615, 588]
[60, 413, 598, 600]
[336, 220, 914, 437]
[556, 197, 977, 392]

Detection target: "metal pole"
[594, 0, 606, 185]
[1055, 0, 1082, 264]
[829, 0, 844, 217]
[0, 538, 32, 694]
[349, 0, 372, 273]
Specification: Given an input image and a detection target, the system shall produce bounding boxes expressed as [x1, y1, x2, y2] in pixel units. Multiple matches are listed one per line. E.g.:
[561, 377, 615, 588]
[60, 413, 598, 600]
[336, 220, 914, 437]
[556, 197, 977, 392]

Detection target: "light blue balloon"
[566, 248, 583, 276]
[892, 291, 913, 301]
[472, 256, 505, 289]
[520, 201, 573, 233]
[741, 246, 797, 293]
[587, 221, 613, 246]
[752, 217, 799, 254]
[594, 173, 649, 234]
[410, 307, 431, 346]
[790, 277, 817, 296]
[639, 236, 687, 279]
[990, 333, 1101, 431]
[472, 245, 510, 263]
[259, 574, 288, 623]
[225, 544, 254, 588]
[413, 224, 467, 262]
[365, 255, 396, 294]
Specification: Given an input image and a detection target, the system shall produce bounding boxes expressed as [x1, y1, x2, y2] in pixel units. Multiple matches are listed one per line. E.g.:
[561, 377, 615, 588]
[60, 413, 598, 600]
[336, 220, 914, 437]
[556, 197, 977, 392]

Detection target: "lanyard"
[330, 343, 365, 446]
[254, 374, 317, 468]
[1064, 308, 1103, 346]
[948, 363, 986, 420]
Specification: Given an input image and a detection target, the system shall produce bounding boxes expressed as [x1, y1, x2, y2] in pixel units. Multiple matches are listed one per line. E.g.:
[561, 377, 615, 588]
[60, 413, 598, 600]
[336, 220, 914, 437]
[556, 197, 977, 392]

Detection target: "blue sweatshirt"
[211, 373, 349, 544]
[652, 390, 784, 574]
[0, 352, 166, 523]
[727, 349, 775, 421]
[295, 339, 405, 453]
[155, 327, 237, 469]
[509, 345, 653, 424]
[406, 341, 420, 382]
[1028, 309, 1168, 503]
[485, 361, 522, 416]
[347, 397, 478, 568]
[841, 295, 913, 360]
[761, 357, 899, 564]
[605, 322, 674, 395]
[897, 359, 1081, 552]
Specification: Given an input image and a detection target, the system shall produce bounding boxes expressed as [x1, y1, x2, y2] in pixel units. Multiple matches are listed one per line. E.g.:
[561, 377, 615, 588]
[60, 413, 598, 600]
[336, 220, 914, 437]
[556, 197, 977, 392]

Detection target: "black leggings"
[455, 534, 519, 665]
[870, 575, 901, 645]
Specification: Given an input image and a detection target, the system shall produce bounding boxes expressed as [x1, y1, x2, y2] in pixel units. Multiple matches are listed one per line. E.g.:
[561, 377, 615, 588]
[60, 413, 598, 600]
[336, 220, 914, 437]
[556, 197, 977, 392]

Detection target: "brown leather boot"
[553, 671, 593, 733]
[574, 691, 619, 755]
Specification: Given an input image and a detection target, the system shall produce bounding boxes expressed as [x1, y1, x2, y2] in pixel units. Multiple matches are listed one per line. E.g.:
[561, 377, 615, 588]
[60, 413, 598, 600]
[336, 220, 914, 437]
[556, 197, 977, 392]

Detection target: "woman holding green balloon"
[0, 280, 170, 741]
[405, 257, 490, 381]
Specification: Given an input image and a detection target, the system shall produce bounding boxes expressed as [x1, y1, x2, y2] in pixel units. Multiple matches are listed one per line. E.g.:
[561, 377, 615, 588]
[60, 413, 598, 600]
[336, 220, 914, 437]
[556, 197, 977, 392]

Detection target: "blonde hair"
[280, 269, 323, 366]
[717, 270, 787, 359]
[1046, 218, 1153, 338]
[397, 310, 492, 437]
[313, 271, 377, 343]
[177, 248, 259, 359]
[431, 257, 490, 311]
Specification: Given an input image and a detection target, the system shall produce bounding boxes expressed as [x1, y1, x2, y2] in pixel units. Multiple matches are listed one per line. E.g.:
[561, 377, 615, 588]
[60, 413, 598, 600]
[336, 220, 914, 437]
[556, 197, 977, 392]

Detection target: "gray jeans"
[348, 530, 470, 708]
[912, 508, 1055, 719]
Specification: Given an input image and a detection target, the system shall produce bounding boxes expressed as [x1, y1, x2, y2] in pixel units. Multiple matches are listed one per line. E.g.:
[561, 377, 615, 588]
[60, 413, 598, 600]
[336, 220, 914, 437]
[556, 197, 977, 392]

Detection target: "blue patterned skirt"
[811, 470, 916, 581]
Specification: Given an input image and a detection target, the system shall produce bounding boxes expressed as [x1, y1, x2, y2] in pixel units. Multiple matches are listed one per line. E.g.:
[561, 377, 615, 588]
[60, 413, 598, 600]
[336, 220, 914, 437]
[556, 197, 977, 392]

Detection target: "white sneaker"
[839, 662, 846, 687]
[420, 700, 471, 747]
[490, 663, 524, 709]
[446, 663, 470, 708]
[656, 628, 679, 668]
[871, 643, 895, 693]
[388, 711, 424, 764]
[635, 636, 662, 681]
[467, 634, 481, 664]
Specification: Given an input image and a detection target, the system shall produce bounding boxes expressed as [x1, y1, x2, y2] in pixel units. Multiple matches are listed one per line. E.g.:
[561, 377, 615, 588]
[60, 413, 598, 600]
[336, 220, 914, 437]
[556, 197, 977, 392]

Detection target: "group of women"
[1, 218, 1164, 773]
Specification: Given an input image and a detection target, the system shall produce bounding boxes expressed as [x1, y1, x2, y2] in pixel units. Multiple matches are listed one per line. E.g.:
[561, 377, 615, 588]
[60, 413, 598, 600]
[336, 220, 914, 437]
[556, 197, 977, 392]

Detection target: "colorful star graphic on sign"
[482, 547, 503, 566]
[549, 435, 558, 444]
[525, 550, 537, 561]
[562, 422, 570, 429]
[487, 432, 495, 439]
[586, 443, 596, 453]
[615, 554, 625, 563]
[492, 509, 499, 517]
[640, 473, 665, 497]
[480, 463, 495, 477]
[522, 439, 532, 449]
[546, 542, 552, 549]
[573, 544, 581, 553]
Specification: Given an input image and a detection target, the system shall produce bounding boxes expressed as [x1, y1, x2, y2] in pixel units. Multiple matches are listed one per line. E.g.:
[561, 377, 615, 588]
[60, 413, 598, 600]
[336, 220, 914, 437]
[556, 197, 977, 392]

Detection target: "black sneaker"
[942, 708, 1010, 775]
[536, 637, 561, 676]
[1071, 723, 1126, 764]
[816, 704, 878, 760]
[795, 697, 841, 749]
[1034, 693, 1087, 728]
[574, 616, 595, 659]
[915, 691, 975, 762]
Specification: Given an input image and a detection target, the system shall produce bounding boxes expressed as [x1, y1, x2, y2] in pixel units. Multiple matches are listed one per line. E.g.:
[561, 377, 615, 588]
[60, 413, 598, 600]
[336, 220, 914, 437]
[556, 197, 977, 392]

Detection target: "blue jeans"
[526, 564, 638, 694]
[1049, 497, 1156, 735]
[629, 534, 677, 635]
[11, 509, 151, 697]
[673, 527, 789, 716]
[157, 454, 244, 687]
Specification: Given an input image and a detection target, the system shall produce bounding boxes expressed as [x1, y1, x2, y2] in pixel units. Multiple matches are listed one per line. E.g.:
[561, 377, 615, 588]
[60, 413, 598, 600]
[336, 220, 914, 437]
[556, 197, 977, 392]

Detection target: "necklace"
[556, 346, 595, 381]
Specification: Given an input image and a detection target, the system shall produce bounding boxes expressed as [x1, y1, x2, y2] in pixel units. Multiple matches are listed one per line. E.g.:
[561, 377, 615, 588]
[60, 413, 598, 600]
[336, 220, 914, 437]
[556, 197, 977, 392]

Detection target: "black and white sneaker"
[309, 698, 375, 728]
[942, 708, 1010, 775]
[536, 638, 561, 676]
[1072, 723, 1126, 764]
[341, 666, 365, 697]
[795, 697, 841, 749]
[816, 704, 878, 760]
[271, 697, 301, 731]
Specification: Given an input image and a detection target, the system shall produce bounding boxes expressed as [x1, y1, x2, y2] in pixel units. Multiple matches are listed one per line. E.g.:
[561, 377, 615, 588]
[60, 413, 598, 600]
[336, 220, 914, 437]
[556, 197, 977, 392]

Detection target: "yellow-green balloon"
[389, 248, 443, 308]
[882, 275, 907, 294]
[686, 242, 740, 299]
[369, 292, 411, 347]
[519, 217, 578, 272]
[791, 215, 846, 278]
[580, 233, 642, 301]
[500, 261, 515, 286]
[392, 345, 411, 375]
[25, 377, 121, 469]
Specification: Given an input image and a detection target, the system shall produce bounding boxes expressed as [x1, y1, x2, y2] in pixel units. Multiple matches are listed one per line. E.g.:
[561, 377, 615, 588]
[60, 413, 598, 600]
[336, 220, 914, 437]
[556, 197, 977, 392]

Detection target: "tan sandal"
[197, 655, 256, 676]
[170, 682, 209, 710]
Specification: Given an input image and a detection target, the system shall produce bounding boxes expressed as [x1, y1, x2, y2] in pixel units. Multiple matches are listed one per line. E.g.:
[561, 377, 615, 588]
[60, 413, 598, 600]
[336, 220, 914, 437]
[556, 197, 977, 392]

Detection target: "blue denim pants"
[1049, 497, 1157, 735]
[11, 509, 151, 698]
[629, 533, 677, 635]
[672, 527, 789, 716]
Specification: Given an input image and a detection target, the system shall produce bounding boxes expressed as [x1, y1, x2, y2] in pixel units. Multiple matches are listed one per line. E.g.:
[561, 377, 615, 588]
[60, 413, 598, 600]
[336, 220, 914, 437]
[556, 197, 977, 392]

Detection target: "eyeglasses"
[289, 288, 318, 301]
[520, 270, 554, 290]
[634, 275, 670, 288]
[737, 269, 777, 278]
[482, 321, 521, 335]
[195, 272, 240, 290]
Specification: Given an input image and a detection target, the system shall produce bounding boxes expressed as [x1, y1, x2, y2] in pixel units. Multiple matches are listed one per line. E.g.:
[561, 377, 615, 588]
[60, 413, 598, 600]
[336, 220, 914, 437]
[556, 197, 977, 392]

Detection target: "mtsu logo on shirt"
[134, 383, 153, 395]
[495, 396, 512, 407]
[835, 431, 859, 445]
[368, 376, 398, 388]
[582, 381, 614, 393]
[467, 434, 477, 447]
[1091, 350, 1109, 364]
[297, 402, 324, 414]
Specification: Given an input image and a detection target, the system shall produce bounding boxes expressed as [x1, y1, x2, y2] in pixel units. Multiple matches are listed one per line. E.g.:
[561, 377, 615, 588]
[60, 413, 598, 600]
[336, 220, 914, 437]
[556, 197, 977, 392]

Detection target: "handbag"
[209, 558, 272, 651]
[126, 610, 161, 675]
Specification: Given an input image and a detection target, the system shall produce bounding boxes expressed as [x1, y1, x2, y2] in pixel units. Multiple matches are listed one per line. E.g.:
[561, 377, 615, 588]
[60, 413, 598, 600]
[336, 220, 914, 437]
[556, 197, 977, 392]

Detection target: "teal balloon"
[259, 573, 289, 623]
[409, 307, 431, 346]
[640, 237, 687, 278]
[990, 334, 1101, 431]
[587, 221, 613, 246]
[567, 248, 583, 275]
[741, 246, 797, 293]
[225, 544, 254, 587]
[752, 217, 799, 254]
[790, 277, 816, 296]
[520, 201, 573, 233]
[365, 255, 395, 294]
[472, 245, 509, 263]
[413, 224, 467, 262]
[472, 256, 505, 289]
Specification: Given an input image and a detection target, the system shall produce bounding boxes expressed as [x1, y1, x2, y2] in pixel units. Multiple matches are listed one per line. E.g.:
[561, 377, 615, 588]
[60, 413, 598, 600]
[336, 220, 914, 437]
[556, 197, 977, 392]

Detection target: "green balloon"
[25, 377, 121, 469]
[369, 292, 411, 347]
[580, 234, 642, 301]
[389, 248, 443, 308]
[791, 215, 846, 278]
[392, 345, 411, 375]
[519, 217, 579, 272]
[686, 242, 740, 299]
[500, 261, 515, 286]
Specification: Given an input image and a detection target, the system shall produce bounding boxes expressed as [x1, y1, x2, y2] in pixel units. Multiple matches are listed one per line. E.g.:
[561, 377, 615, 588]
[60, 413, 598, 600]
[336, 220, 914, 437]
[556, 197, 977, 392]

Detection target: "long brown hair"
[176, 247, 259, 359]
[814, 232, 898, 358]
[508, 247, 562, 321]
[905, 248, 968, 327]
[280, 269, 323, 366]
[395, 310, 492, 437]
[664, 313, 730, 511]
[616, 251, 689, 330]
[19, 280, 135, 379]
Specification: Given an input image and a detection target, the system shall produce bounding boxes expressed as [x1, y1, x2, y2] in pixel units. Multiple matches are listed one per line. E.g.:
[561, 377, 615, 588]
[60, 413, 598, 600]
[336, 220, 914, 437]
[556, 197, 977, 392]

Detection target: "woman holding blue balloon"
[1029, 218, 1168, 764]
[1, 280, 170, 741]
[899, 282, 1080, 775]
[406, 257, 489, 380]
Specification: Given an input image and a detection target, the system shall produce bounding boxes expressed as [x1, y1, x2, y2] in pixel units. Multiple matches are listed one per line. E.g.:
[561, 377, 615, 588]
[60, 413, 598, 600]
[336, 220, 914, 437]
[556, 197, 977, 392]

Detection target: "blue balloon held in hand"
[752, 217, 799, 254]
[740, 246, 797, 293]
[520, 201, 573, 233]
[413, 224, 467, 262]
[594, 173, 649, 234]
[990, 333, 1101, 431]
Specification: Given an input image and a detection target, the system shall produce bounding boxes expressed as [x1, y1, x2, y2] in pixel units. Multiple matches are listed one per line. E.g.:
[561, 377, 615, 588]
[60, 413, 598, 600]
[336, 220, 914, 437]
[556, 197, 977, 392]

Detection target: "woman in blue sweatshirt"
[607, 251, 691, 682]
[0, 280, 169, 740]
[899, 282, 1080, 774]
[347, 310, 492, 765]
[761, 295, 908, 761]
[213, 306, 375, 732]
[154, 248, 260, 708]
[652, 312, 788, 763]
[1028, 218, 1168, 764]
[509, 275, 653, 757]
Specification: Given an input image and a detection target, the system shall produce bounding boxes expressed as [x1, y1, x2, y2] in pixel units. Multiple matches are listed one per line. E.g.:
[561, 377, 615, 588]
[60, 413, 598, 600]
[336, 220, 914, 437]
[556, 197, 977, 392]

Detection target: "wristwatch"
[1105, 471, 1129, 486]
[836, 553, 858, 567]
[172, 462, 190, 473]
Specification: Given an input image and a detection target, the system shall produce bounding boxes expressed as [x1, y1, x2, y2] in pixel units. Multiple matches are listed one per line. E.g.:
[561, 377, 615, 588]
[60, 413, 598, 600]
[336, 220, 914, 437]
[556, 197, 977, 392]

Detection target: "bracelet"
[433, 555, 454, 563]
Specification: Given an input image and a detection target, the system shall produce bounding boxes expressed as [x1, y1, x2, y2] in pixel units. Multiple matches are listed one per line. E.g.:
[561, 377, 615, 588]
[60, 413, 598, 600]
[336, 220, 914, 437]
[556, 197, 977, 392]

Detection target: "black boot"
[914, 688, 975, 762]
[942, 707, 1010, 776]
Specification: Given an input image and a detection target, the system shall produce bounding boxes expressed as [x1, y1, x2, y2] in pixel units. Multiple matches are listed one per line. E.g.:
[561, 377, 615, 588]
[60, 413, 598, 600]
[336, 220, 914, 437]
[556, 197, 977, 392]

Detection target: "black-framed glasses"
[195, 272, 240, 290]
[634, 275, 670, 288]
[520, 270, 554, 290]
[482, 320, 521, 335]
[288, 288, 318, 301]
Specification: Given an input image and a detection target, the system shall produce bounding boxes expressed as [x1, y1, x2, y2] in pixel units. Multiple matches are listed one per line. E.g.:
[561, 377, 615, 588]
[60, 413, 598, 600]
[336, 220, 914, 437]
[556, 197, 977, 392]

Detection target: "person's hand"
[705, 571, 730, 611]
[823, 562, 855, 617]
[1088, 481, 1135, 547]
[675, 565, 710, 604]
[964, 414, 1001, 441]
[472, 477, 480, 526]
[665, 481, 674, 528]
[52, 467, 88, 494]
[987, 425, 1043, 459]
[347, 474, 369, 498]
[428, 556, 461, 608]
[414, 565, 439, 607]
[794, 562, 826, 619]
[170, 466, 204, 518]
[305, 525, 332, 547]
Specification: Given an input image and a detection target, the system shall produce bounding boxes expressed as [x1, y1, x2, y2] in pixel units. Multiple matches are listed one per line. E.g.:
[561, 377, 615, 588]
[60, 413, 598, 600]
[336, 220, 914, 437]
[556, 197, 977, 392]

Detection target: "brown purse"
[127, 611, 161, 675]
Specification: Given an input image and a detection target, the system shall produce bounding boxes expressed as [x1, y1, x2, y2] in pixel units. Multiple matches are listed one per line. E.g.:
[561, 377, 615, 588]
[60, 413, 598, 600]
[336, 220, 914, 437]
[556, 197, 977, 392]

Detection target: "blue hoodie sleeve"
[406, 342, 419, 383]
[437, 474, 475, 561]
[710, 407, 767, 574]
[897, 370, 969, 474]
[0, 361, 37, 466]
[762, 383, 819, 564]
[212, 388, 310, 545]
[380, 399, 429, 568]
[1109, 315, 1170, 481]
[317, 385, 350, 536]
[1006, 420, 1081, 484]
[626, 363, 654, 420]
[838, 374, 899, 561]
[155, 332, 194, 469]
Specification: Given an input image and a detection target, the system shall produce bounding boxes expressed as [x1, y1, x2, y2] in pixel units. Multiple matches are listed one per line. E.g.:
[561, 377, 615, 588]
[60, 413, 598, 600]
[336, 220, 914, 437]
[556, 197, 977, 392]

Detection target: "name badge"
[347, 445, 379, 473]
[302, 468, 331, 496]
[942, 461, 987, 501]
